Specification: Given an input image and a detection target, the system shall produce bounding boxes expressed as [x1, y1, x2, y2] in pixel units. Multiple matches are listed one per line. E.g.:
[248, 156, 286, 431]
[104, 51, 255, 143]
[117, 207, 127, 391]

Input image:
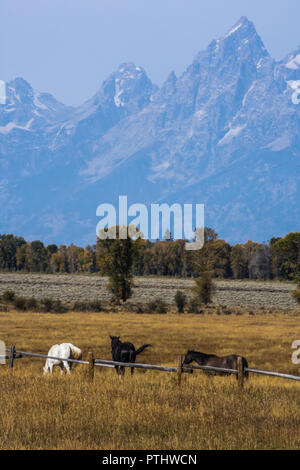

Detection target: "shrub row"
[1, 290, 102, 314]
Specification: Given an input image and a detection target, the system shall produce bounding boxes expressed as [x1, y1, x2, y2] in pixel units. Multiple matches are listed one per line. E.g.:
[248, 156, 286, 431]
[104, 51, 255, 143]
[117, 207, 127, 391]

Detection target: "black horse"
[183, 350, 248, 379]
[110, 336, 152, 377]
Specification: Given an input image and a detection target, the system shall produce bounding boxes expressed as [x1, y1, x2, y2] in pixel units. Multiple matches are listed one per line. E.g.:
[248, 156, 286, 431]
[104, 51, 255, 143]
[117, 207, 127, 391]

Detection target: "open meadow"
[0, 273, 298, 309]
[0, 309, 300, 449]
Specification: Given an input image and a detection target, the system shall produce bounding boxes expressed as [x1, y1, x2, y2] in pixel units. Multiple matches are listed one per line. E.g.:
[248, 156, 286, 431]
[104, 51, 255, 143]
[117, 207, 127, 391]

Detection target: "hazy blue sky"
[2, 0, 300, 106]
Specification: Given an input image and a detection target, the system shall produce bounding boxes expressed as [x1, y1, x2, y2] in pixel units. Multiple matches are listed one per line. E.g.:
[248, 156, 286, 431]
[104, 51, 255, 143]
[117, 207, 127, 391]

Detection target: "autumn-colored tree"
[248, 243, 271, 280]
[0, 234, 26, 270]
[16, 244, 28, 271]
[188, 229, 230, 278]
[1, 230, 300, 282]
[29, 241, 49, 272]
[66, 244, 84, 273]
[230, 244, 249, 279]
[78, 246, 96, 273]
[49, 245, 69, 273]
[271, 233, 300, 280]
[47, 244, 58, 254]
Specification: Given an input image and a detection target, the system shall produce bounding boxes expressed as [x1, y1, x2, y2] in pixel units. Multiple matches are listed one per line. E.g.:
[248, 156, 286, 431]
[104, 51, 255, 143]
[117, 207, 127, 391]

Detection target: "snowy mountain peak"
[218, 16, 268, 60]
[0, 78, 73, 134]
[117, 62, 145, 78]
[195, 17, 268, 71]
[223, 16, 255, 38]
[1, 18, 300, 245]
[97, 62, 157, 113]
[112, 63, 149, 107]
[9, 76, 33, 91]
[166, 71, 177, 84]
[150, 71, 177, 104]
[7, 77, 34, 104]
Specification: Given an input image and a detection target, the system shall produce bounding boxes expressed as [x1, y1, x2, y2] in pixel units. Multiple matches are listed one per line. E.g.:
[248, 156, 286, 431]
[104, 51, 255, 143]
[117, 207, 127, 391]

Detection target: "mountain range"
[1, 16, 300, 245]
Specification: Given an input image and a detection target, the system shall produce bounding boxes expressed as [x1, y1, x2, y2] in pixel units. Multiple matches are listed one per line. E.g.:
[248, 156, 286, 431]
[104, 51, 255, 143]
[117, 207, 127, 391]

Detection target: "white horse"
[43, 343, 82, 375]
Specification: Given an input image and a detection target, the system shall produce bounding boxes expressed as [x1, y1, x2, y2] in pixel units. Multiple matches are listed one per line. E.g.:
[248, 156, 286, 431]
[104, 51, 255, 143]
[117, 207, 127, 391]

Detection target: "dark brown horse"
[183, 350, 248, 379]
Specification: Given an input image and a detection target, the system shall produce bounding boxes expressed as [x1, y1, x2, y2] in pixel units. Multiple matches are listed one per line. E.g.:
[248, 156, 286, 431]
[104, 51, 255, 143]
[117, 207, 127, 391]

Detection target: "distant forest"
[0, 229, 299, 281]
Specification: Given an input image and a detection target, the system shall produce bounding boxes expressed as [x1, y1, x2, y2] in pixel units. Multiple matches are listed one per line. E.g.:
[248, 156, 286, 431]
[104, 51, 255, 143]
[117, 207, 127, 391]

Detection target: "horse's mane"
[187, 350, 212, 357]
[68, 344, 82, 360]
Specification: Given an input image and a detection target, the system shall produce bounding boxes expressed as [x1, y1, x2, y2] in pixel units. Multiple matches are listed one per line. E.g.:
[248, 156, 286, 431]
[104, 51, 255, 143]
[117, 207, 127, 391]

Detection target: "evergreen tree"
[97, 226, 135, 302]
[192, 271, 214, 305]
[174, 290, 187, 313]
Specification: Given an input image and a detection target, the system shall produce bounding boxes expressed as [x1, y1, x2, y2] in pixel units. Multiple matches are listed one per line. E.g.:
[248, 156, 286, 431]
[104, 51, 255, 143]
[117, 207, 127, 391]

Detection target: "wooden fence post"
[9, 345, 15, 372]
[88, 351, 95, 381]
[177, 355, 183, 385]
[237, 356, 244, 389]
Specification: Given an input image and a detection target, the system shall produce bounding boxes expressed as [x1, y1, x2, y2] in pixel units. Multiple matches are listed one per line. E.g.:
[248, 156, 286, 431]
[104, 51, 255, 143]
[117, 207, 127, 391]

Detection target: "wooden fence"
[1, 345, 300, 388]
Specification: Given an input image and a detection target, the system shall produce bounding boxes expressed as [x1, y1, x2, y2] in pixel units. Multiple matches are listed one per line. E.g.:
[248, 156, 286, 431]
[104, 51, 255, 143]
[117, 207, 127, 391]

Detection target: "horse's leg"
[118, 366, 124, 380]
[43, 360, 49, 375]
[115, 365, 119, 375]
[183, 359, 193, 374]
[60, 363, 64, 375]
[64, 360, 71, 374]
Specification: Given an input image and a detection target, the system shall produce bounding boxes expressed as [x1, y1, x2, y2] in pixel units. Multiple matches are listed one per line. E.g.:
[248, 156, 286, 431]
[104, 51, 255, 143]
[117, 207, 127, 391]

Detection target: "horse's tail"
[129, 349, 136, 363]
[69, 344, 82, 361]
[135, 344, 152, 355]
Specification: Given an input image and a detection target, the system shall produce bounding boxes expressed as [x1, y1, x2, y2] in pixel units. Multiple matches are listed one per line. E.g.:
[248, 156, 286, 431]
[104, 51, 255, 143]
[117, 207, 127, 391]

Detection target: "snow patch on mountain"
[286, 54, 300, 70]
[242, 83, 256, 106]
[257, 58, 263, 69]
[0, 118, 34, 134]
[218, 125, 246, 145]
[114, 79, 125, 107]
[224, 22, 243, 38]
[33, 92, 48, 110]
[264, 134, 291, 152]
[287, 80, 300, 90]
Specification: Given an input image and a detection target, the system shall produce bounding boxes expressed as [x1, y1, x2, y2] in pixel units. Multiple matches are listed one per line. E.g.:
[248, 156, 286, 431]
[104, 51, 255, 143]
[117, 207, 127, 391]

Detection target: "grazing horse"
[182, 350, 248, 379]
[43, 343, 82, 375]
[110, 336, 152, 377]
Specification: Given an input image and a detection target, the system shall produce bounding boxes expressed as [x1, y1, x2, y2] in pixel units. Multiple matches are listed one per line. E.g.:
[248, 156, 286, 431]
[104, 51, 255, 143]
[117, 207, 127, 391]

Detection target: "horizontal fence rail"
[182, 364, 238, 375]
[0, 354, 22, 360]
[14, 350, 89, 365]
[95, 358, 177, 373]
[245, 367, 300, 382]
[1, 345, 300, 387]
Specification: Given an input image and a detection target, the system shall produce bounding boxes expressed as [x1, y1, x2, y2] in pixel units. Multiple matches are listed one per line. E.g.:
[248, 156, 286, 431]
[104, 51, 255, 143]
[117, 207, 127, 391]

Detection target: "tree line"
[0, 229, 300, 281]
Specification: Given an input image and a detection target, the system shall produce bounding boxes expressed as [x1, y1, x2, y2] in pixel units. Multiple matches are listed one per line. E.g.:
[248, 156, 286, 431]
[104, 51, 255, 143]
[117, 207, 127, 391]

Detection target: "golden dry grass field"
[0, 309, 300, 449]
